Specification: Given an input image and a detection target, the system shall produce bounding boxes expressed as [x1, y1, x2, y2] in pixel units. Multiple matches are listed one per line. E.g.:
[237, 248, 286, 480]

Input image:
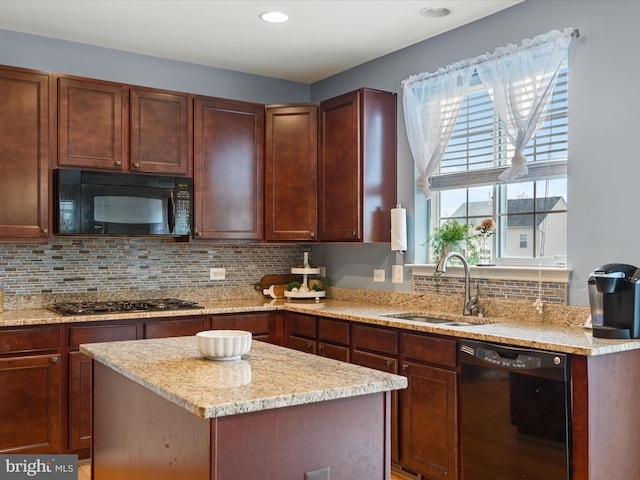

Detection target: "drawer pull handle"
[51, 357, 59, 364]
[402, 363, 409, 371]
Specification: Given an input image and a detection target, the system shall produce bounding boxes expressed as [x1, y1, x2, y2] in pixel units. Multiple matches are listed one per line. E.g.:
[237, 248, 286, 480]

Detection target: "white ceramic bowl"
[196, 330, 252, 361]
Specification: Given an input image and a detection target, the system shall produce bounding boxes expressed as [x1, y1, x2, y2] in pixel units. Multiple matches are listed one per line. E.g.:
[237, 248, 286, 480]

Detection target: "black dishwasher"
[459, 340, 571, 480]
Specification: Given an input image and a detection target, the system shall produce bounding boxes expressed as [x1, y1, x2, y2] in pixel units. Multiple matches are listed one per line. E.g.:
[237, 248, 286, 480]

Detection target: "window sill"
[407, 264, 571, 283]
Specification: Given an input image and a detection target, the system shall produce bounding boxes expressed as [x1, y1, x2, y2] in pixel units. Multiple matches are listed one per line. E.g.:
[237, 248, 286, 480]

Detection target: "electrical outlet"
[304, 466, 330, 480]
[392, 265, 403, 284]
[209, 268, 225, 280]
[373, 269, 385, 282]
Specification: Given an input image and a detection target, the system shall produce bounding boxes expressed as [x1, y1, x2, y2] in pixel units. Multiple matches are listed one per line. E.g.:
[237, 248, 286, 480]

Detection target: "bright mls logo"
[0, 455, 76, 479]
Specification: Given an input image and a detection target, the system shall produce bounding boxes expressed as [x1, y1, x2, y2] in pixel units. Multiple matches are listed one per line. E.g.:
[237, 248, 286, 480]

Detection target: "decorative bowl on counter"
[196, 330, 252, 361]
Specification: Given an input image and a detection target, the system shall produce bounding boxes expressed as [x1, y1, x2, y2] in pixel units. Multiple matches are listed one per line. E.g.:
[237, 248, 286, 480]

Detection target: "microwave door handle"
[168, 190, 175, 233]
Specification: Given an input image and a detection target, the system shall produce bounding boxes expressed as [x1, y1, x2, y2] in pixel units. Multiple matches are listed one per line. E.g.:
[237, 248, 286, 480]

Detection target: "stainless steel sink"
[383, 313, 492, 327]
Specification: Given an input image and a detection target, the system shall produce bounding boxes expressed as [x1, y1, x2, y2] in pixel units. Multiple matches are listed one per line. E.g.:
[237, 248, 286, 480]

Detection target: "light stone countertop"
[80, 336, 407, 419]
[1, 294, 637, 356]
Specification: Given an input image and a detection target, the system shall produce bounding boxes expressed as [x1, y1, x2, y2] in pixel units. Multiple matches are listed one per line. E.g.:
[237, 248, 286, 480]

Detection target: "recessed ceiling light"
[420, 7, 452, 18]
[259, 11, 290, 23]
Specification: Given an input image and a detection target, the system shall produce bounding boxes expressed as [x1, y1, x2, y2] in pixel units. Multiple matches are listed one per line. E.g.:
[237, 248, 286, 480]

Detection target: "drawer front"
[401, 332, 457, 367]
[317, 318, 350, 345]
[69, 323, 139, 349]
[317, 342, 350, 362]
[287, 312, 316, 338]
[213, 313, 270, 335]
[352, 324, 398, 355]
[0, 327, 61, 354]
[287, 335, 316, 354]
[351, 350, 397, 374]
[145, 317, 209, 339]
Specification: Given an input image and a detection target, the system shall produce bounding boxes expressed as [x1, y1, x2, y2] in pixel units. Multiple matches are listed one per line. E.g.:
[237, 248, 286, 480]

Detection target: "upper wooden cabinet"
[193, 96, 264, 240]
[58, 77, 191, 175]
[0, 66, 51, 240]
[58, 76, 127, 171]
[129, 87, 191, 175]
[318, 88, 397, 242]
[264, 105, 318, 241]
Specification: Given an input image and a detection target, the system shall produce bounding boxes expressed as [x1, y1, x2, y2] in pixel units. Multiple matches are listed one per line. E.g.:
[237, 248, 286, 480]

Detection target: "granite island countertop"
[2, 296, 639, 356]
[80, 336, 407, 418]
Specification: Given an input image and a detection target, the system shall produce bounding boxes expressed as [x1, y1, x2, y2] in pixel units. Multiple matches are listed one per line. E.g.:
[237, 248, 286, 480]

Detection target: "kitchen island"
[80, 336, 407, 480]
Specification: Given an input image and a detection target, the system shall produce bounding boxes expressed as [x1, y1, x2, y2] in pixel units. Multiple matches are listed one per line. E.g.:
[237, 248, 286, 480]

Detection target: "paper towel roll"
[391, 206, 407, 252]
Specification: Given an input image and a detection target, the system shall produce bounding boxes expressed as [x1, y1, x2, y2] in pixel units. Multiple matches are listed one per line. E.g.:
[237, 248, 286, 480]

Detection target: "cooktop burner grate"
[47, 298, 204, 316]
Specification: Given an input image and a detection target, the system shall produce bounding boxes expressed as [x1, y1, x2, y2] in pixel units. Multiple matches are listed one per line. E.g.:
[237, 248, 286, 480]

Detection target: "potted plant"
[429, 220, 478, 264]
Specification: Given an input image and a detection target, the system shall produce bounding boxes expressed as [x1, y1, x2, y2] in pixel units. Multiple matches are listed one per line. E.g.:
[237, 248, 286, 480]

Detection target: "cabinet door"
[193, 96, 264, 240]
[318, 91, 360, 241]
[130, 87, 191, 175]
[68, 351, 92, 451]
[319, 88, 397, 242]
[400, 361, 458, 480]
[0, 354, 61, 453]
[58, 76, 127, 170]
[264, 105, 318, 241]
[0, 67, 50, 239]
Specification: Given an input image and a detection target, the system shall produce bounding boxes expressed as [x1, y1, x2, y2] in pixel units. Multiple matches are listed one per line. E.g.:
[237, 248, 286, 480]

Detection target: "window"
[428, 64, 568, 265]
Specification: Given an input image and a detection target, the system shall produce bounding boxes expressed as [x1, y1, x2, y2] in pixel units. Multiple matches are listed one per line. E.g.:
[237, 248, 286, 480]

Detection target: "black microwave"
[54, 169, 193, 236]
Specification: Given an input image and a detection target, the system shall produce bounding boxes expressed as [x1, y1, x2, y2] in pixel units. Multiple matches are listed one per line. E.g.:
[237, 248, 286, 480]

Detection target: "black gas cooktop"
[47, 298, 204, 316]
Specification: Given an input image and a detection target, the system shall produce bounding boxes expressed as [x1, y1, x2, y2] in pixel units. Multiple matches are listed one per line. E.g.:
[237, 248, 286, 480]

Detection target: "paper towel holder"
[391, 203, 407, 254]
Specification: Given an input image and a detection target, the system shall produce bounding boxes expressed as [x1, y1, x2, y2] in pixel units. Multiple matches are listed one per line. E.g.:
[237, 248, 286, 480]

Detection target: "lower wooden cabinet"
[212, 312, 283, 345]
[400, 332, 458, 480]
[0, 354, 61, 453]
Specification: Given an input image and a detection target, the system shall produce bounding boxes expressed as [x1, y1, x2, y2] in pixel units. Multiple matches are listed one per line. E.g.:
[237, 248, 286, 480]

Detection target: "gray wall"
[0, 29, 310, 104]
[309, 0, 640, 304]
[1, 0, 637, 305]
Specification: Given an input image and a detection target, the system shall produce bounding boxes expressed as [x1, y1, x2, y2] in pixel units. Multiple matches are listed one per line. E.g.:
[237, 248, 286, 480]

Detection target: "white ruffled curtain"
[475, 29, 572, 180]
[402, 28, 573, 194]
[402, 63, 474, 198]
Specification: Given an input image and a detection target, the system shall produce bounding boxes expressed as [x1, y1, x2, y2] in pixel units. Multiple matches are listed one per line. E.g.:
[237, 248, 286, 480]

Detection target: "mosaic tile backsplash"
[412, 273, 568, 304]
[1, 237, 303, 296]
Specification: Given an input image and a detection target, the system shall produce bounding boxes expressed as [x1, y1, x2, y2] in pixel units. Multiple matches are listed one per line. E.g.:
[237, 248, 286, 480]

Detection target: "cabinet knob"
[310, 232, 315, 238]
[402, 363, 409, 371]
[386, 360, 393, 367]
[41, 228, 48, 234]
[51, 356, 59, 364]
[115, 160, 122, 166]
[352, 231, 357, 237]
[197, 232, 202, 236]
[133, 162, 140, 168]
[318, 345, 324, 351]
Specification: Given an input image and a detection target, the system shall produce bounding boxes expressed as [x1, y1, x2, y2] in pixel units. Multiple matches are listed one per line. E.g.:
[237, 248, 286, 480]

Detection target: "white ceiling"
[0, 0, 523, 83]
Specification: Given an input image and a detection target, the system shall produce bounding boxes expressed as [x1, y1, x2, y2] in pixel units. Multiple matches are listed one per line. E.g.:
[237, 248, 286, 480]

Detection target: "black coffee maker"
[589, 263, 640, 339]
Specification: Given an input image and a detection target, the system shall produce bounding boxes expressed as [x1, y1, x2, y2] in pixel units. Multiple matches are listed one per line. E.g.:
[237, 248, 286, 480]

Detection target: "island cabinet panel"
[318, 88, 397, 242]
[285, 312, 317, 354]
[0, 354, 61, 454]
[143, 315, 209, 339]
[264, 104, 318, 241]
[0, 66, 50, 240]
[193, 96, 264, 240]
[92, 360, 392, 480]
[399, 332, 458, 480]
[58, 76, 128, 170]
[129, 87, 191, 176]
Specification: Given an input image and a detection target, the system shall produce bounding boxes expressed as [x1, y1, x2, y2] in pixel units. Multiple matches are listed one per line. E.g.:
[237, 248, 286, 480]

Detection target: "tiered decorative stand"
[284, 252, 326, 301]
